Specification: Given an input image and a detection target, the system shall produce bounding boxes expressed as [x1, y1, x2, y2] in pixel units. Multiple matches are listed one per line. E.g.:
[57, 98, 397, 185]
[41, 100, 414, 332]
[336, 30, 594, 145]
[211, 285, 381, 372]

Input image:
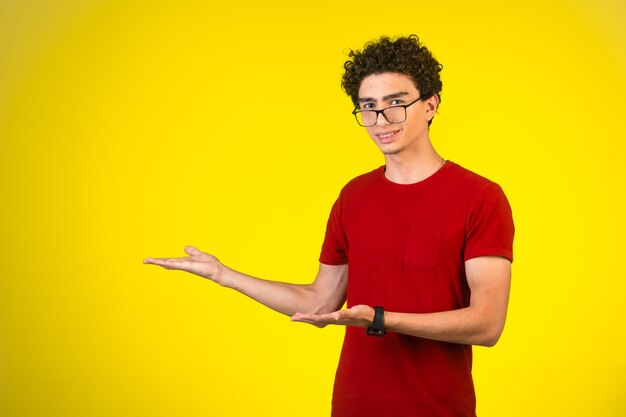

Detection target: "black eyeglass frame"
[352, 96, 423, 127]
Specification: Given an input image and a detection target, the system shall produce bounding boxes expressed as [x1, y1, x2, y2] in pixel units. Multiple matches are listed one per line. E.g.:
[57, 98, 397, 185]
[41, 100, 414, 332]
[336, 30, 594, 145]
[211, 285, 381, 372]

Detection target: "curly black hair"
[342, 35, 443, 124]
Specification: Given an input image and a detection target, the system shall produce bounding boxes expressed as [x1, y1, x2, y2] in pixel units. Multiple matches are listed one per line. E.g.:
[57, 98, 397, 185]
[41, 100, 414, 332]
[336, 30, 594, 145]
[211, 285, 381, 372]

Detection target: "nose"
[375, 111, 390, 126]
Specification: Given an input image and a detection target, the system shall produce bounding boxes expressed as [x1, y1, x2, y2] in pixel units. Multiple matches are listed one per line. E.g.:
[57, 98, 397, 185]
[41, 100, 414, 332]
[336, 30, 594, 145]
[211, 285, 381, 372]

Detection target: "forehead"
[358, 72, 419, 99]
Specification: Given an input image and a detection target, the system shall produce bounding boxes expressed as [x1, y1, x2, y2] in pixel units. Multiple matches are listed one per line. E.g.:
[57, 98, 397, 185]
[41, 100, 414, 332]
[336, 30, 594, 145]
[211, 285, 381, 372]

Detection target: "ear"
[425, 94, 440, 122]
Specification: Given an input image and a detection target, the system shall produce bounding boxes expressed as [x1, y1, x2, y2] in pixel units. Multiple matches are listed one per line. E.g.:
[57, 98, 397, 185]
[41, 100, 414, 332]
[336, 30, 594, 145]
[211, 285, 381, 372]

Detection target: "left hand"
[291, 305, 374, 328]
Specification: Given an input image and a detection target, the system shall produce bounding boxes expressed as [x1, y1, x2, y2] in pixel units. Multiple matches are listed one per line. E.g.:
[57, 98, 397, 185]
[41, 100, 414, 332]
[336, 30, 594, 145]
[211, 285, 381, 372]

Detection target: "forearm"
[385, 306, 505, 347]
[291, 258, 511, 343]
[386, 257, 511, 347]
[294, 303, 506, 346]
[218, 264, 345, 317]
[144, 247, 348, 318]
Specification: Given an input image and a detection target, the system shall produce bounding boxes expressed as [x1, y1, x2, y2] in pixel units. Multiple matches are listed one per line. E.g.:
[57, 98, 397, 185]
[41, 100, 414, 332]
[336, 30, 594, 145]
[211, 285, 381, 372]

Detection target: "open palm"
[144, 246, 221, 282]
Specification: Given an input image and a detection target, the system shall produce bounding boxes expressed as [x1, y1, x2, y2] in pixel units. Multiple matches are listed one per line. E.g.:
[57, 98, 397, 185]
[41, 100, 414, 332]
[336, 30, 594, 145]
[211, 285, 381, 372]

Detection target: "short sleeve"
[319, 190, 349, 265]
[464, 182, 515, 262]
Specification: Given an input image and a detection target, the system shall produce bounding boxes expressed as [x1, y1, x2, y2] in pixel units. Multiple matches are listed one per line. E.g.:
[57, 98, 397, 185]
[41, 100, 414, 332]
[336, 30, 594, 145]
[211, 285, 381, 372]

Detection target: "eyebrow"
[358, 91, 410, 103]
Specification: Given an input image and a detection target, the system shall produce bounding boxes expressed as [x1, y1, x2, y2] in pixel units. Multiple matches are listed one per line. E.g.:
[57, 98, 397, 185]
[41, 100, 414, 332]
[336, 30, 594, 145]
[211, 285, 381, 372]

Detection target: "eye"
[390, 99, 402, 106]
[361, 102, 375, 109]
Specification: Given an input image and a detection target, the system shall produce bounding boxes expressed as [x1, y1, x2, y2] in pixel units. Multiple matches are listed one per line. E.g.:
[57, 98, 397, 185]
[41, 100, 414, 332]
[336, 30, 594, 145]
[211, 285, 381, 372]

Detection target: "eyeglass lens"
[357, 106, 406, 127]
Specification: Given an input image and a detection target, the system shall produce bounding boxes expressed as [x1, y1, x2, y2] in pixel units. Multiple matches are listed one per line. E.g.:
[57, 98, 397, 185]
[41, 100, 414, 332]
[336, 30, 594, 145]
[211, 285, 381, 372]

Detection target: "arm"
[292, 256, 511, 347]
[144, 246, 348, 317]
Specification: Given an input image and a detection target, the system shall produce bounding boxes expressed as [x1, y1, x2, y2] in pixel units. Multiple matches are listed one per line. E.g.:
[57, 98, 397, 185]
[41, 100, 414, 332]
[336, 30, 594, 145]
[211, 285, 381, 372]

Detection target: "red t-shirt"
[319, 162, 514, 417]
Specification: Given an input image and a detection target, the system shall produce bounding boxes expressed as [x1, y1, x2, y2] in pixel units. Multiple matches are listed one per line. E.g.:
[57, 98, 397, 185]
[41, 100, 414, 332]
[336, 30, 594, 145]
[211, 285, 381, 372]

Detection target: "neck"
[383, 146, 445, 184]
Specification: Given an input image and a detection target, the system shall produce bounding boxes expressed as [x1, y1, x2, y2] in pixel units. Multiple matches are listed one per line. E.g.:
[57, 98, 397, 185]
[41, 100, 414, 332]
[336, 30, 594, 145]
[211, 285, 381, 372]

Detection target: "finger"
[291, 316, 327, 328]
[144, 258, 188, 269]
[144, 258, 169, 267]
[291, 315, 312, 324]
[144, 257, 181, 264]
[292, 313, 320, 322]
[296, 317, 327, 327]
[340, 309, 358, 321]
[291, 313, 310, 321]
[185, 245, 202, 256]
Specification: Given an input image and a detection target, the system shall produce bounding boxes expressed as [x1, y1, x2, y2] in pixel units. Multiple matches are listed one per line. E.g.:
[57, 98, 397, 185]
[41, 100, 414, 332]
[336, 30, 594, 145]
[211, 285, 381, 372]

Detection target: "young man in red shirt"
[145, 35, 514, 417]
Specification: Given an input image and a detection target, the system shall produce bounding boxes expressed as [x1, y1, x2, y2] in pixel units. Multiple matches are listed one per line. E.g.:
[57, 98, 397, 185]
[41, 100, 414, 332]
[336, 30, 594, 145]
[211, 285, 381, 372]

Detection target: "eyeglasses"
[352, 97, 422, 127]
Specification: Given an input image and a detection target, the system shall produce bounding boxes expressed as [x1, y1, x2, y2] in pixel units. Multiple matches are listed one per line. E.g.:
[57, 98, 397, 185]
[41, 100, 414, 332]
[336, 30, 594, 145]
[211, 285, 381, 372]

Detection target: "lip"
[375, 130, 400, 144]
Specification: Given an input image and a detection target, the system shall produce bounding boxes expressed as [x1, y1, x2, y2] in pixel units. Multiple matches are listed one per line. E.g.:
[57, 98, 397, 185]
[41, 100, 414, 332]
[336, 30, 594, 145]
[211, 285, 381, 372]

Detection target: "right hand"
[144, 246, 222, 283]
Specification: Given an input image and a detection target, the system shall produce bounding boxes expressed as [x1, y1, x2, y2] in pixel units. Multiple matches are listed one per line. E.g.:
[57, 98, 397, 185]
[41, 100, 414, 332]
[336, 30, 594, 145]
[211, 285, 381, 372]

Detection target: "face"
[357, 72, 438, 157]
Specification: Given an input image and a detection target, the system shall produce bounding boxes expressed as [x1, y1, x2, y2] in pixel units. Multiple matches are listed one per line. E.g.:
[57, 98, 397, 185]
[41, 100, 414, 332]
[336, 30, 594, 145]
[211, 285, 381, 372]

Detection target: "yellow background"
[1, 0, 625, 416]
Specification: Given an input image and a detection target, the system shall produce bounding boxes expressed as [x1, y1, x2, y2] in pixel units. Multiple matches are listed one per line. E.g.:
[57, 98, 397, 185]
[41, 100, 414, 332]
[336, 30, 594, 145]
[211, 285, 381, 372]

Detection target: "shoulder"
[444, 161, 505, 197]
[446, 163, 513, 229]
[340, 166, 385, 195]
[445, 161, 494, 187]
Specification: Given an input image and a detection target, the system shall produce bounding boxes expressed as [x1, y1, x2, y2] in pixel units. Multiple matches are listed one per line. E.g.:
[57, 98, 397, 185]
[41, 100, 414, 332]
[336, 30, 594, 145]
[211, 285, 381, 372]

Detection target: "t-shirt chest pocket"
[402, 228, 443, 271]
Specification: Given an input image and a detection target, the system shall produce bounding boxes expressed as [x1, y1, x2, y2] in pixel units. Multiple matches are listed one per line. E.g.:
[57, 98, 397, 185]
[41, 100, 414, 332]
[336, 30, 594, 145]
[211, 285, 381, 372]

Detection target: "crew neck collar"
[380, 160, 452, 188]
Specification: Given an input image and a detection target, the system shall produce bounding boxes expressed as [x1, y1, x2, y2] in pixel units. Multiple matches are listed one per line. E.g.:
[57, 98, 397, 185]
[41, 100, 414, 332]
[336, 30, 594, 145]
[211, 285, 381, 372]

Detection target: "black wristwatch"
[366, 306, 386, 337]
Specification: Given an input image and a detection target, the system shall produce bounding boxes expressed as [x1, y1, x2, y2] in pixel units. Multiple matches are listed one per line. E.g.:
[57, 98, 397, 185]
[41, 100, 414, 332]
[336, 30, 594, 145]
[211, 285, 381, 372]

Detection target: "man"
[144, 35, 514, 417]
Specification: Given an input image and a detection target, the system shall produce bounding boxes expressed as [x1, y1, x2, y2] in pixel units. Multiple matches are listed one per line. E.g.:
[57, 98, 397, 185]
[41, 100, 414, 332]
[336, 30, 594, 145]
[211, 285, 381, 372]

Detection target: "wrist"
[366, 306, 386, 337]
[212, 262, 228, 286]
[368, 306, 376, 325]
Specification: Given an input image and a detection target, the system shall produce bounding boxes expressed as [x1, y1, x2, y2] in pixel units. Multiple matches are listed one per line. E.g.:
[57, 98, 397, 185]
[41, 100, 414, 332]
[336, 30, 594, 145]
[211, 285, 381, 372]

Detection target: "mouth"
[375, 130, 400, 144]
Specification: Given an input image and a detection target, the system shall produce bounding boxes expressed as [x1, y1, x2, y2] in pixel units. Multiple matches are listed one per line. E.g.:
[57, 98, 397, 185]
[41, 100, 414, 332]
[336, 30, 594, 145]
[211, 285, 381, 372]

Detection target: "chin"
[378, 144, 403, 155]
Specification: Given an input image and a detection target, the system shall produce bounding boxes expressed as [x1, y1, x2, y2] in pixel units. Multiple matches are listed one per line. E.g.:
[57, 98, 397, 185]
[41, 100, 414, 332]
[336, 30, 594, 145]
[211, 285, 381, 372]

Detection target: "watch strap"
[366, 306, 386, 337]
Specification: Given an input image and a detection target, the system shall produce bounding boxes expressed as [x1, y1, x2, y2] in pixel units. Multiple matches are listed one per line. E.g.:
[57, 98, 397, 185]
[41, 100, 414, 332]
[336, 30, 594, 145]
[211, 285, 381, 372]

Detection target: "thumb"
[184, 245, 202, 256]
